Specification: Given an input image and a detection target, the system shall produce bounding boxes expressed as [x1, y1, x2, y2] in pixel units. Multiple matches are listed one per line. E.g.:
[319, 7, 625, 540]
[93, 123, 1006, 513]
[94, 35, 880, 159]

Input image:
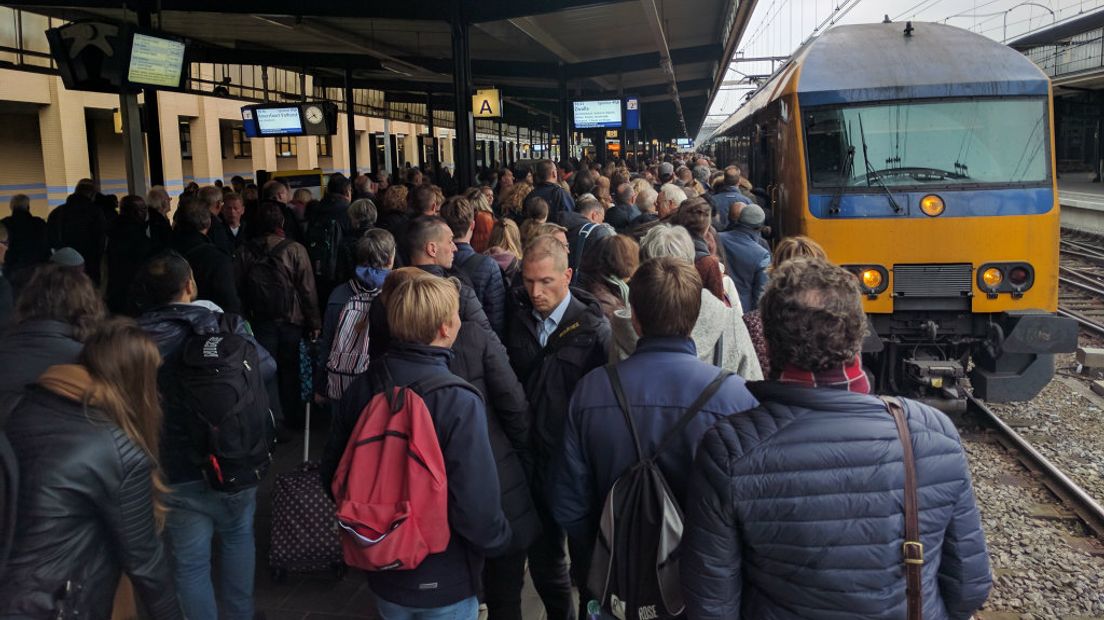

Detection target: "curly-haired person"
[681, 257, 992, 620]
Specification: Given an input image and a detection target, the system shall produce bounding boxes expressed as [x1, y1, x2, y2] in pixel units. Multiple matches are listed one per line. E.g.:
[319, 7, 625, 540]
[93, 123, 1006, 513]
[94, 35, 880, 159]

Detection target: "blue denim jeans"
[164, 480, 258, 620]
[374, 595, 479, 620]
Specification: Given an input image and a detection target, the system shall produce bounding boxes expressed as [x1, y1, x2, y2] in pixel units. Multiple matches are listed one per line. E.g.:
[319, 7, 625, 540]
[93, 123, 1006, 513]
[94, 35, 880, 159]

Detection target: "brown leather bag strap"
[880, 396, 923, 620]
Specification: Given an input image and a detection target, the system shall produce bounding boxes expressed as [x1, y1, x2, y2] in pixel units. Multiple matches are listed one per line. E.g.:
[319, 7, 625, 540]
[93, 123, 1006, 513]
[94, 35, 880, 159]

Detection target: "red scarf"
[777, 354, 871, 394]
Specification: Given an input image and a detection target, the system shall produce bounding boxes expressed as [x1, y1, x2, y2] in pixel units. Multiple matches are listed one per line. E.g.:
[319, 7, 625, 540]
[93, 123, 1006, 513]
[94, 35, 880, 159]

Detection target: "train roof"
[709, 22, 1050, 140]
[795, 22, 1050, 107]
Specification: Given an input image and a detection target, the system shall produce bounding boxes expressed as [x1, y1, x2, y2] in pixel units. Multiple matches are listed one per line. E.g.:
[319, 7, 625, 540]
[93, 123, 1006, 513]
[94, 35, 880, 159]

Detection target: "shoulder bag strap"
[605, 364, 645, 463]
[459, 252, 483, 273]
[655, 370, 732, 457]
[712, 333, 724, 367]
[880, 395, 923, 620]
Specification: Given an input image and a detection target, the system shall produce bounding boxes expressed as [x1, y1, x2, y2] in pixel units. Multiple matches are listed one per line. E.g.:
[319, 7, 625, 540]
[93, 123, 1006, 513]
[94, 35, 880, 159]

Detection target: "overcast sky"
[697, 0, 1103, 140]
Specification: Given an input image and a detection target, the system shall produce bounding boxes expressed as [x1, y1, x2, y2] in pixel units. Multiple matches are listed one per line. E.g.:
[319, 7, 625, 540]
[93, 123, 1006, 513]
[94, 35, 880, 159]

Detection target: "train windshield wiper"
[829, 145, 855, 215]
[858, 113, 902, 214]
[871, 166, 970, 180]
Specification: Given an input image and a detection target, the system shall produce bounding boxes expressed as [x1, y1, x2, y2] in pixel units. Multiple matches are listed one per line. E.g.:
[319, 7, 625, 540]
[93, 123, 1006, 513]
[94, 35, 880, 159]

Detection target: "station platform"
[1060, 173, 1104, 234]
[251, 422, 548, 620]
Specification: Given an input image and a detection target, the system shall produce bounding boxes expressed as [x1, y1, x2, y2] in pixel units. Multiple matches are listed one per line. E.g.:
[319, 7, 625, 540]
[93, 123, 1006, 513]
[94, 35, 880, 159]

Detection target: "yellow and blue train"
[707, 21, 1077, 403]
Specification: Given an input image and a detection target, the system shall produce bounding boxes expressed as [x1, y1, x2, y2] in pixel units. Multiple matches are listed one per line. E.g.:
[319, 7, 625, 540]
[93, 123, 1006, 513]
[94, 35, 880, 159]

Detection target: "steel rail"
[966, 394, 1104, 540]
[1060, 247, 1104, 268]
[1057, 306, 1104, 337]
[1059, 270, 1104, 298]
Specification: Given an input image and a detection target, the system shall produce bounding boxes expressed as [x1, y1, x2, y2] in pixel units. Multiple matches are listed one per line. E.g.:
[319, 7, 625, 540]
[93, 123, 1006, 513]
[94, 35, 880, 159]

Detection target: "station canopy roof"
[6, 0, 755, 140]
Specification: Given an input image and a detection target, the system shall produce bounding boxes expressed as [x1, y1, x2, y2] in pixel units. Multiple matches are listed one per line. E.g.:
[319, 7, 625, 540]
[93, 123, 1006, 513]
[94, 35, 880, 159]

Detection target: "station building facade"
[0, 8, 553, 218]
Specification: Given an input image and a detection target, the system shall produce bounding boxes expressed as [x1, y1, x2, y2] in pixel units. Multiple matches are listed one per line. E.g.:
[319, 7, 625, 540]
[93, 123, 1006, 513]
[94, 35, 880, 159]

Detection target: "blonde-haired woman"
[484, 218, 524, 285]
[1, 319, 182, 619]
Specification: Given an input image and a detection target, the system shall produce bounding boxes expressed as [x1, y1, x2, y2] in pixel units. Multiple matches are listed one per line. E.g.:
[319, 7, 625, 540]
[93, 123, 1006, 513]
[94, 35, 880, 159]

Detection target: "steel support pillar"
[558, 68, 571, 163]
[138, 10, 163, 187]
[344, 67, 358, 176]
[119, 92, 148, 197]
[497, 119, 504, 168]
[451, 13, 475, 187]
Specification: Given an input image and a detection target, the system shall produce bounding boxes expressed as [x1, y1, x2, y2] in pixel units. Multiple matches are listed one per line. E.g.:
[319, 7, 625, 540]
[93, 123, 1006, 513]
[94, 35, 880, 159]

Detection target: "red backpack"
[330, 365, 476, 571]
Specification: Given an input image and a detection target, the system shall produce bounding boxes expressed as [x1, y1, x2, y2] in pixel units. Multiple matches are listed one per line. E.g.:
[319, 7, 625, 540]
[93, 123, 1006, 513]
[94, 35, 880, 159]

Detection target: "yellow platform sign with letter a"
[473, 89, 501, 118]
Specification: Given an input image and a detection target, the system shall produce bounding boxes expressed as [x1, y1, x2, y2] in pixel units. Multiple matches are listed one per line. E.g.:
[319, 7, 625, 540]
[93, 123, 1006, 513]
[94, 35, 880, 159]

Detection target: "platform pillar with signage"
[118, 95, 148, 198]
[136, 11, 164, 187]
[344, 67, 358, 176]
[473, 88, 501, 175]
[451, 10, 476, 187]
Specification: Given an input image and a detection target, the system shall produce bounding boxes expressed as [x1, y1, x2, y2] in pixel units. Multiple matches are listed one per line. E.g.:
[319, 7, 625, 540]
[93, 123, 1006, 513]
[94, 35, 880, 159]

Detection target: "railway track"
[1058, 234, 1104, 335]
[965, 393, 1104, 542]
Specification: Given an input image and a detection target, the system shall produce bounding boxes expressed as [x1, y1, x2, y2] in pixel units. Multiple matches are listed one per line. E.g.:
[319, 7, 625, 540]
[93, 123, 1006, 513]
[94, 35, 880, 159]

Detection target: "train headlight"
[1009, 266, 1030, 286]
[981, 267, 1004, 289]
[920, 194, 945, 217]
[844, 265, 888, 298]
[861, 269, 883, 290]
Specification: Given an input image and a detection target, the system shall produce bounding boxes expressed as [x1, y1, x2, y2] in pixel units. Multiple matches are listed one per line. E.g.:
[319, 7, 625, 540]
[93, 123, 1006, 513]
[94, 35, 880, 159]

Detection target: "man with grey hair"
[633, 183, 686, 239]
[604, 182, 639, 232]
[2, 193, 48, 278]
[198, 185, 234, 255]
[632, 187, 659, 228]
[147, 186, 172, 216]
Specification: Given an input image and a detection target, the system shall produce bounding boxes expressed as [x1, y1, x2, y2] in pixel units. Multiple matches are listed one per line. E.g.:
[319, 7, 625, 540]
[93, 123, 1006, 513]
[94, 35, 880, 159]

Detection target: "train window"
[805, 98, 1049, 188]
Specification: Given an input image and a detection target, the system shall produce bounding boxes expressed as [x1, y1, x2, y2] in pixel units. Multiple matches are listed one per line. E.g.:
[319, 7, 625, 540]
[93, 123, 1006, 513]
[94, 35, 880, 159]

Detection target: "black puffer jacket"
[0, 386, 182, 619]
[137, 303, 278, 484]
[0, 320, 83, 412]
[503, 287, 611, 480]
[170, 229, 242, 315]
[106, 217, 168, 315]
[367, 265, 541, 553]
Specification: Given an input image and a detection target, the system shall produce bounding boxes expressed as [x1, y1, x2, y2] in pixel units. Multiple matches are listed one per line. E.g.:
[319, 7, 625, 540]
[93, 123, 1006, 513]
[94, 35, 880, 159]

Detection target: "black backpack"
[175, 315, 275, 492]
[242, 239, 295, 322]
[588, 365, 732, 620]
[306, 216, 343, 282]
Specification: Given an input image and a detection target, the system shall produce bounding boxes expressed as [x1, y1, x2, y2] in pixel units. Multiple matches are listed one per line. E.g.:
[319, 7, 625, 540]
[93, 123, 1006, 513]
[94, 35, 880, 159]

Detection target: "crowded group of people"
[0, 154, 991, 620]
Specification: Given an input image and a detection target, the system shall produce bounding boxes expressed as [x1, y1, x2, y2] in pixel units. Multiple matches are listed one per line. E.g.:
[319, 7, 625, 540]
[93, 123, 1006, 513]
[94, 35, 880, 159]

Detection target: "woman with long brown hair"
[0, 319, 182, 619]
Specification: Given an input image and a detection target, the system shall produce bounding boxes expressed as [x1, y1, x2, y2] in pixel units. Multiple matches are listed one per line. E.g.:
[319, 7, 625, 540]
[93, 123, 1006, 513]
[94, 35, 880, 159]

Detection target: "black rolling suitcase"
[268, 402, 345, 581]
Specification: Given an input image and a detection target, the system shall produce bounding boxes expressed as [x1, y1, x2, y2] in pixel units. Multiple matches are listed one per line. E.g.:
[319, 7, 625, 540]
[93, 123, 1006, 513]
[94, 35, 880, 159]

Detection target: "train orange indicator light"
[920, 194, 945, 217]
[982, 267, 1003, 288]
[861, 269, 883, 290]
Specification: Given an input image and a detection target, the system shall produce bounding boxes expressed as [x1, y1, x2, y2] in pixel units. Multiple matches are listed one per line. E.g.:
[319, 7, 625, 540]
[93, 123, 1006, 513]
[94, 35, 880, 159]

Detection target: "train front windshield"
[804, 98, 1049, 188]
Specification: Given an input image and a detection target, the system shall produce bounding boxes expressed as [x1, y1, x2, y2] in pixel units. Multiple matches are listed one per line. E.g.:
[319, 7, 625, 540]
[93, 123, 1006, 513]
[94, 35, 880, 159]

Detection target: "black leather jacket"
[0, 386, 182, 619]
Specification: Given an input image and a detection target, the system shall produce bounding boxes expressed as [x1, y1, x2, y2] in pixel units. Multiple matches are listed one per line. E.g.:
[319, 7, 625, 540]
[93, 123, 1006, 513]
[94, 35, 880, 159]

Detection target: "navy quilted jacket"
[454, 242, 507, 337]
[682, 382, 991, 620]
